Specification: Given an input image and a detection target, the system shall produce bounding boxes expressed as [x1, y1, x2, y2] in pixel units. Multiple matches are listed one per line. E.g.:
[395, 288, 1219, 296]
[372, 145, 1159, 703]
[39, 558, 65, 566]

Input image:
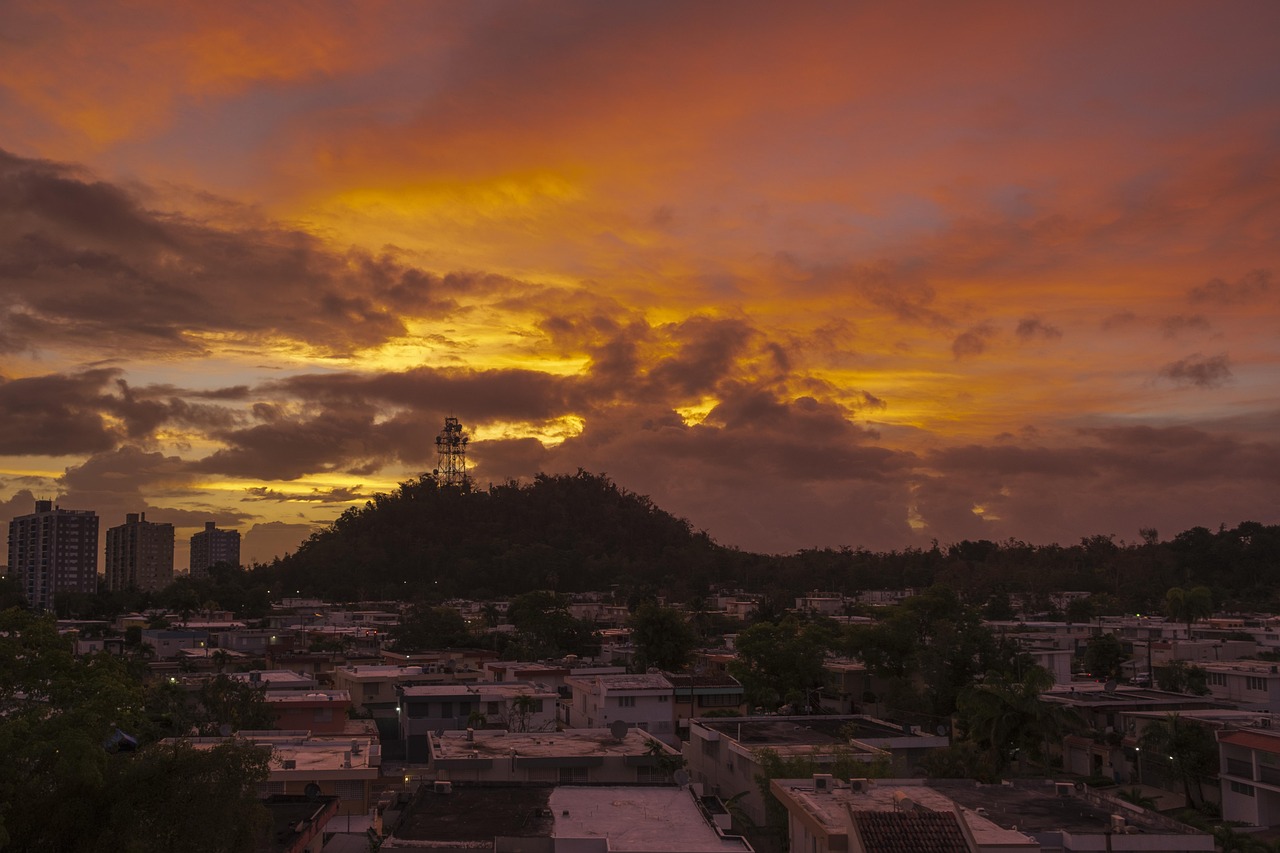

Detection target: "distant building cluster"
[57, 588, 1280, 850]
[5, 500, 241, 610]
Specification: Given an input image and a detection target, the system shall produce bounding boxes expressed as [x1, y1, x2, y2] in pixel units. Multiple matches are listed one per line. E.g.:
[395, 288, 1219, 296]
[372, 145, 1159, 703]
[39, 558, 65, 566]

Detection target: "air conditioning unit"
[434, 781, 453, 794]
[281, 759, 296, 770]
[813, 774, 834, 792]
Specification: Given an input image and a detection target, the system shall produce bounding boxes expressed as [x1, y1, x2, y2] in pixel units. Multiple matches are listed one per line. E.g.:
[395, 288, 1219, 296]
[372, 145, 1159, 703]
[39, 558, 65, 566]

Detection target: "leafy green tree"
[389, 604, 475, 651]
[506, 591, 599, 658]
[0, 609, 271, 850]
[95, 739, 270, 852]
[1155, 660, 1211, 695]
[847, 586, 1008, 719]
[1082, 632, 1128, 679]
[983, 591, 1016, 621]
[196, 674, 275, 734]
[629, 602, 698, 672]
[957, 666, 1054, 773]
[0, 608, 147, 847]
[1139, 713, 1217, 808]
[1065, 596, 1095, 624]
[500, 694, 553, 732]
[919, 740, 1000, 783]
[730, 616, 835, 711]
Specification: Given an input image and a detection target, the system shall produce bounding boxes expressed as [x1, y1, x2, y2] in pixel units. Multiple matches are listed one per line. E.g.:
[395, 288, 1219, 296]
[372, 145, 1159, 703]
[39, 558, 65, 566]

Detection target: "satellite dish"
[609, 720, 628, 740]
[305, 782, 321, 801]
[673, 770, 690, 787]
[936, 725, 948, 737]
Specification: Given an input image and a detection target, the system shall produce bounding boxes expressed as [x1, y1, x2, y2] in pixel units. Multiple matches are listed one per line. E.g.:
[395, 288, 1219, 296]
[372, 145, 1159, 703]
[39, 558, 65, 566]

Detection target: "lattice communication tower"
[434, 417, 470, 487]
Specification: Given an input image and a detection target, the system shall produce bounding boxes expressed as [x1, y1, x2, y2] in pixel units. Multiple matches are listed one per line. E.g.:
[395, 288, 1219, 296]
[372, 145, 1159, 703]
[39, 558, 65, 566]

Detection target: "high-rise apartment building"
[7, 500, 99, 611]
[105, 512, 175, 593]
[190, 521, 241, 577]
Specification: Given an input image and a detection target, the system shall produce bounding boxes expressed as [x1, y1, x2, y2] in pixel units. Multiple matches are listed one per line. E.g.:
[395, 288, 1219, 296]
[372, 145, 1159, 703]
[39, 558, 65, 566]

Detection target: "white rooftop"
[549, 787, 749, 851]
[772, 778, 1034, 849]
[433, 728, 672, 760]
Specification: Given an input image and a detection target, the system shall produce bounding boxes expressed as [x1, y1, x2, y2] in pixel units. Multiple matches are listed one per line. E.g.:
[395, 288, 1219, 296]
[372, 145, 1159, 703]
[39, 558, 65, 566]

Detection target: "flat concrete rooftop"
[699, 716, 914, 745]
[433, 728, 669, 760]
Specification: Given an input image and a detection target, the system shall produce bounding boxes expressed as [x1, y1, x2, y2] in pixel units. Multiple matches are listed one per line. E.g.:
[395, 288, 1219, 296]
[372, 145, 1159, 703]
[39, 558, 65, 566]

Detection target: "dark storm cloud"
[0, 368, 122, 454]
[0, 369, 250, 456]
[520, 393, 920, 552]
[930, 444, 1096, 478]
[1015, 317, 1062, 341]
[1079, 424, 1279, 485]
[0, 149, 473, 355]
[273, 366, 577, 422]
[917, 424, 1280, 546]
[60, 445, 192, 495]
[930, 425, 1278, 490]
[644, 316, 758, 399]
[1158, 353, 1232, 388]
[1188, 269, 1272, 305]
[192, 402, 390, 480]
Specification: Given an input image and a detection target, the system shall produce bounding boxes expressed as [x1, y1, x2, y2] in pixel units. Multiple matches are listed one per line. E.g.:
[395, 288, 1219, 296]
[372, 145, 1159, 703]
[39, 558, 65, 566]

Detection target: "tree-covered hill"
[250, 468, 1279, 613]
[259, 471, 751, 601]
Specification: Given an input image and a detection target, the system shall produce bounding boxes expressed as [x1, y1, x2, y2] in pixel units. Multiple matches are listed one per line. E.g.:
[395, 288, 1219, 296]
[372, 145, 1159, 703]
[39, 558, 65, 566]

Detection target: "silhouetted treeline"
[253, 470, 1280, 614]
[258, 471, 746, 602]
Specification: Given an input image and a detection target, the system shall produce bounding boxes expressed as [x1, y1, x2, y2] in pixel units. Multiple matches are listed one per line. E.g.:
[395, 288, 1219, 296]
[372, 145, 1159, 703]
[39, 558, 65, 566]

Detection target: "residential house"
[562, 672, 677, 744]
[1219, 724, 1280, 827]
[398, 681, 559, 762]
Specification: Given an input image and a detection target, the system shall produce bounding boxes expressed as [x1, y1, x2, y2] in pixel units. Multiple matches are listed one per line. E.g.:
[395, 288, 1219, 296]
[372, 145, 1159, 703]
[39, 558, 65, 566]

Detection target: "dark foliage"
[257, 471, 740, 601]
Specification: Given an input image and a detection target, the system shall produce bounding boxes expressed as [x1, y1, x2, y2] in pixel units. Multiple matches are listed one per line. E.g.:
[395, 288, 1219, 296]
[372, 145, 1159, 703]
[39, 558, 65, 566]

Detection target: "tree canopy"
[0, 608, 270, 850]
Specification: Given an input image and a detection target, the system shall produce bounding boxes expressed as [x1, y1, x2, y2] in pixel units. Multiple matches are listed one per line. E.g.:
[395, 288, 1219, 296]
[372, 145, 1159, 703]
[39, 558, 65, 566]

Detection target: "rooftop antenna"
[434, 417, 470, 488]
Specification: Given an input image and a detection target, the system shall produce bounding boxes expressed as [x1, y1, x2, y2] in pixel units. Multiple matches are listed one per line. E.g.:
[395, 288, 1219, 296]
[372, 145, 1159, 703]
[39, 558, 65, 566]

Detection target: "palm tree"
[1117, 787, 1158, 809]
[1139, 713, 1216, 808]
[957, 665, 1070, 774]
[1164, 586, 1213, 637]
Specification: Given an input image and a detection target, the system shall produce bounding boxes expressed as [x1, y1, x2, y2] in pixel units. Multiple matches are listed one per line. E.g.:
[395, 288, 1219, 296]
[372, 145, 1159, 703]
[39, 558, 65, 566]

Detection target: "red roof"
[1219, 730, 1280, 753]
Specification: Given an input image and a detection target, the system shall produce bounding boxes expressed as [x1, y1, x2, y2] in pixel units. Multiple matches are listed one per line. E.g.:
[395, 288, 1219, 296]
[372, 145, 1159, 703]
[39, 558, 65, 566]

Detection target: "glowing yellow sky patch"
[471, 415, 585, 448]
[675, 398, 719, 426]
[308, 172, 584, 246]
[343, 315, 592, 377]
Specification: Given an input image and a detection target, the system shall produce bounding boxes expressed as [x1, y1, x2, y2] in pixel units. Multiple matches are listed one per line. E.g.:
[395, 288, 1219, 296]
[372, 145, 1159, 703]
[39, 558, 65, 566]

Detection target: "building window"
[257, 782, 285, 796]
[334, 779, 366, 801]
[699, 693, 740, 708]
[1246, 677, 1267, 691]
[617, 696, 636, 708]
[439, 702, 453, 718]
[1209, 673, 1227, 687]
[657, 694, 668, 702]
[559, 767, 588, 783]
[488, 701, 502, 715]
[1231, 780, 1256, 797]
[637, 765, 667, 783]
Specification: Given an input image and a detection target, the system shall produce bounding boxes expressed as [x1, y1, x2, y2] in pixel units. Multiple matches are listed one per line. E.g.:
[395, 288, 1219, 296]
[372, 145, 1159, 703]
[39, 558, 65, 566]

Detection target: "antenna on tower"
[434, 417, 470, 487]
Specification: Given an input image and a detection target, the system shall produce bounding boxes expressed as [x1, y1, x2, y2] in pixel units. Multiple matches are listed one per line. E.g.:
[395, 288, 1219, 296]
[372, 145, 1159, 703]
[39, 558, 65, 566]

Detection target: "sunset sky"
[2, 1, 1277, 568]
